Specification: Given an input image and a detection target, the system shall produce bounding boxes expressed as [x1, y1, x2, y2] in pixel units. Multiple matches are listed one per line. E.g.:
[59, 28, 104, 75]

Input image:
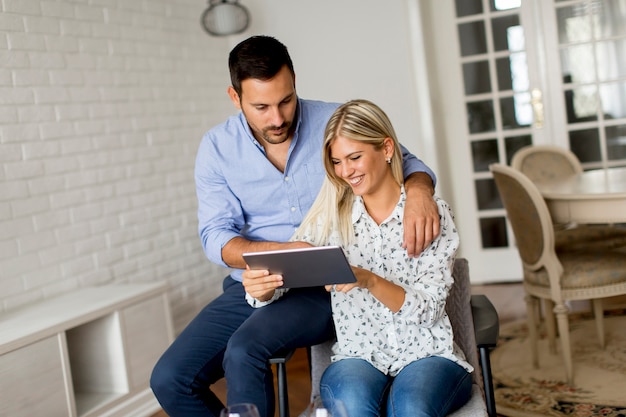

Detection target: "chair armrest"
[471, 294, 499, 347]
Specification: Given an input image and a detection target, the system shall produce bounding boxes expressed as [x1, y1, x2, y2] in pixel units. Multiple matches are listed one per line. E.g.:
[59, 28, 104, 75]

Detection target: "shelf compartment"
[66, 313, 129, 416]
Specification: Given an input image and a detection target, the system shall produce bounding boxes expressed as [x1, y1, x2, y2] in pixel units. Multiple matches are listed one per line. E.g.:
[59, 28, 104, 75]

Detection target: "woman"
[244, 99, 472, 417]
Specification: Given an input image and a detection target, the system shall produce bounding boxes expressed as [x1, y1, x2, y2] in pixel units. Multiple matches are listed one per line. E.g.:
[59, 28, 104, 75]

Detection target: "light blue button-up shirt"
[194, 98, 436, 281]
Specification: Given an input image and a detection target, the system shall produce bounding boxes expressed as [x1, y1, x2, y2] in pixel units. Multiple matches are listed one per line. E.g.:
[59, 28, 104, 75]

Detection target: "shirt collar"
[290, 97, 303, 147]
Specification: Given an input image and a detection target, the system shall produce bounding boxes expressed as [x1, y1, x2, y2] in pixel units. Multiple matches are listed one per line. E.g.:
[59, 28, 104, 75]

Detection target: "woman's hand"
[326, 266, 405, 312]
[325, 266, 376, 293]
[242, 266, 283, 302]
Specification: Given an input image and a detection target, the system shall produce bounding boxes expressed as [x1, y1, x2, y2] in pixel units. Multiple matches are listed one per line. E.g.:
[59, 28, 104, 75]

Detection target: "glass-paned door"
[425, 0, 626, 282]
[542, 0, 626, 168]
[458, 0, 536, 250]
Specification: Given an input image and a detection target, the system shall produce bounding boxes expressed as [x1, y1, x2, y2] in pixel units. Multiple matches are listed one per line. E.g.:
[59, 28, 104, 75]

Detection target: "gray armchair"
[271, 257, 500, 417]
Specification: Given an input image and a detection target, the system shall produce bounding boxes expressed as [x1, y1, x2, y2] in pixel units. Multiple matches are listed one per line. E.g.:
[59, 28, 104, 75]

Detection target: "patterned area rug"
[492, 311, 626, 417]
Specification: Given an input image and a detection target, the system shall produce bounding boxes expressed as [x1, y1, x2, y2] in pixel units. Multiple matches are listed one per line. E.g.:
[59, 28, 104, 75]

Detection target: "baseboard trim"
[98, 389, 161, 417]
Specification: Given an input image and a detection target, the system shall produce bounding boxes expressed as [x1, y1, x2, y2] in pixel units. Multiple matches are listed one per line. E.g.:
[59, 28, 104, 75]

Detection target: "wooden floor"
[151, 282, 529, 417]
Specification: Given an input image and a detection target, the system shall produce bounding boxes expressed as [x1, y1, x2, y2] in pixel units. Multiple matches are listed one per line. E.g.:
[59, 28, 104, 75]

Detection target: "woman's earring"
[386, 157, 391, 164]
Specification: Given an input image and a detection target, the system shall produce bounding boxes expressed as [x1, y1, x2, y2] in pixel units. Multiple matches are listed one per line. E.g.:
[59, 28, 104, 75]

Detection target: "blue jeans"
[320, 357, 472, 417]
[150, 276, 334, 417]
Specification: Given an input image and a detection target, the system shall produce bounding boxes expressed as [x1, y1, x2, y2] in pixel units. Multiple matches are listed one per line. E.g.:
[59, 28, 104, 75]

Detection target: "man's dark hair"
[228, 35, 295, 96]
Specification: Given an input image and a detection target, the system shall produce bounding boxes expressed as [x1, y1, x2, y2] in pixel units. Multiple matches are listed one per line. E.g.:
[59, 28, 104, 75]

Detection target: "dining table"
[534, 166, 626, 224]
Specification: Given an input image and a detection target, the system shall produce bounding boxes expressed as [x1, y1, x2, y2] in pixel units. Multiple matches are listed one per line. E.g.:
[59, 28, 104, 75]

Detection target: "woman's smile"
[348, 175, 364, 186]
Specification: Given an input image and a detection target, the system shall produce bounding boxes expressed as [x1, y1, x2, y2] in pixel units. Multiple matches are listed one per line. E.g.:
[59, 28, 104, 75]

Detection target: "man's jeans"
[150, 276, 334, 417]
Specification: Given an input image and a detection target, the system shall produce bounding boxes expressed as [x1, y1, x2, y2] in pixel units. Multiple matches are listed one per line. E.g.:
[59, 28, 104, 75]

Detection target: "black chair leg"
[479, 346, 497, 417]
[269, 349, 295, 417]
[276, 361, 289, 417]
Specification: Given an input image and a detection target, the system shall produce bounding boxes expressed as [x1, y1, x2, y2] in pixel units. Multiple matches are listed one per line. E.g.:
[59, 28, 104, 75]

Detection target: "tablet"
[242, 246, 356, 288]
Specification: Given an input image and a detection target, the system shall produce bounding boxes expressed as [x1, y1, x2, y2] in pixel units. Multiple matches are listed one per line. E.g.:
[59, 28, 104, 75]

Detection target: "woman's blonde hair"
[293, 99, 403, 245]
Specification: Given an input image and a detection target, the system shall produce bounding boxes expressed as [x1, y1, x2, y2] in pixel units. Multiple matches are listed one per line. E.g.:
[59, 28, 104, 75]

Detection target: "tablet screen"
[243, 246, 356, 288]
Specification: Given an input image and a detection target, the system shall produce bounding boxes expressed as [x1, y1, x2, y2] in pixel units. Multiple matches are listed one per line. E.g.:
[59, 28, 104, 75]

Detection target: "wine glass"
[219, 403, 261, 417]
[306, 398, 349, 417]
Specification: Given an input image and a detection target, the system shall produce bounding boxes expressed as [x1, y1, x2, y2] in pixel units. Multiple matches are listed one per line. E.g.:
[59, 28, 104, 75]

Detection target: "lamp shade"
[201, 0, 250, 36]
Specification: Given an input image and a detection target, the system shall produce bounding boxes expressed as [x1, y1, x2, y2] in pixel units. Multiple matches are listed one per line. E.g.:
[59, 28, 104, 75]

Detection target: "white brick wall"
[0, 0, 233, 333]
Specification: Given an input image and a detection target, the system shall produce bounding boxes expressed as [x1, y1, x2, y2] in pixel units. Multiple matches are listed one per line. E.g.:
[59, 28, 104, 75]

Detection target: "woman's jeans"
[150, 276, 334, 417]
[320, 356, 472, 417]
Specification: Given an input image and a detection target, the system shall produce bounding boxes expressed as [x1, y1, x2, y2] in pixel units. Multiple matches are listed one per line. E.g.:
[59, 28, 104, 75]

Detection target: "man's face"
[229, 65, 297, 146]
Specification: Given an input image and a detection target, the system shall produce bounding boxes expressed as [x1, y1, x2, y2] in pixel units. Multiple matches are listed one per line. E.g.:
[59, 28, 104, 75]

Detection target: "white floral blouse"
[317, 190, 471, 376]
[246, 189, 472, 377]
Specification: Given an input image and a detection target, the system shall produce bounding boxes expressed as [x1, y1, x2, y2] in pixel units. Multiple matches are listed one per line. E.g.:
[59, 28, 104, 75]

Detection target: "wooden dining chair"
[490, 163, 626, 384]
[510, 144, 582, 182]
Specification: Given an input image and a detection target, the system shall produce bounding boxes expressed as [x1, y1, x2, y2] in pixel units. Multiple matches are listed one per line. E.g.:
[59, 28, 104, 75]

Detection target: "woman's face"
[329, 135, 394, 197]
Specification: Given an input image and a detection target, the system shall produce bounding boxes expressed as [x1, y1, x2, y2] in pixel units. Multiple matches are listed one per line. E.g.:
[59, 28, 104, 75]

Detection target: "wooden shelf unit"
[0, 283, 174, 417]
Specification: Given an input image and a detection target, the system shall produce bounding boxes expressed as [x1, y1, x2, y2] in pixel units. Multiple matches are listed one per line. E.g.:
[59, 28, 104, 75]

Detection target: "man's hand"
[403, 172, 440, 257]
[242, 266, 283, 302]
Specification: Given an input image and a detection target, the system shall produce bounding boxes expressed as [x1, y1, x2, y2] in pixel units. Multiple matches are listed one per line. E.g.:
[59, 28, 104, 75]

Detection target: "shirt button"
[284, 176, 289, 181]
[290, 207, 296, 212]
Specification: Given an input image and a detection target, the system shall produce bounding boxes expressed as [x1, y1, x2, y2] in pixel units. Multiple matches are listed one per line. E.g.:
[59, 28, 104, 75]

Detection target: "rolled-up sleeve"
[395, 198, 458, 325]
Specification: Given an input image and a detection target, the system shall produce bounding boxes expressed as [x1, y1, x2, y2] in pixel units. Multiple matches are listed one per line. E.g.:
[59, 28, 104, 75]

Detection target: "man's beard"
[260, 122, 292, 145]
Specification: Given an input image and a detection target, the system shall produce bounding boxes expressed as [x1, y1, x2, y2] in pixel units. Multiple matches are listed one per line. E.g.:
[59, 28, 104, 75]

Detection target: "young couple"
[151, 35, 470, 417]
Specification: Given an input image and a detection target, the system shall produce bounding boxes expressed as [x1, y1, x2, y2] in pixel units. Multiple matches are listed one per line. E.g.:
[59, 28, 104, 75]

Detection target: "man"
[150, 35, 439, 417]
